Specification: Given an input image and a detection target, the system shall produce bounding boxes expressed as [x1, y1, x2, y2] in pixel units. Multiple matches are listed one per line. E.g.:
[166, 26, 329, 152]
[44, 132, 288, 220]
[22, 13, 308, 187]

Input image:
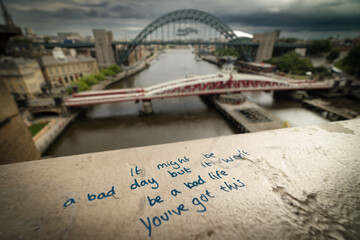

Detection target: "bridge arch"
[120, 9, 250, 63]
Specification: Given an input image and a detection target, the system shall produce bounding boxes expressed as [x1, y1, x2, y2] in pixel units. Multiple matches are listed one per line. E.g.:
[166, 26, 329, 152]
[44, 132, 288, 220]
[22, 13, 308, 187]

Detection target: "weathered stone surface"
[0, 81, 40, 164]
[0, 114, 40, 164]
[0, 119, 359, 239]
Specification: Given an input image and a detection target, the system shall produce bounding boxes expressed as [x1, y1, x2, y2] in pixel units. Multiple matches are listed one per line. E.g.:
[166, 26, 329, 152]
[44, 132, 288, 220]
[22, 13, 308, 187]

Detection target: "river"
[45, 49, 328, 157]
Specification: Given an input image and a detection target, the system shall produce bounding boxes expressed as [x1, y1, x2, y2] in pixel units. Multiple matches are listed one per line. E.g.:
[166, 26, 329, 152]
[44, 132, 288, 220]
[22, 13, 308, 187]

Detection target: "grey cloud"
[63, 0, 110, 8]
[11, 8, 112, 20]
[3, 0, 360, 39]
[110, 4, 150, 19]
[219, 12, 360, 32]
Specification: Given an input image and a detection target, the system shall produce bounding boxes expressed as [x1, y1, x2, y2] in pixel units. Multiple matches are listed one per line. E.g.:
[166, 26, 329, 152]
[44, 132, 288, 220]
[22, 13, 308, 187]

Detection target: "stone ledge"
[0, 119, 359, 239]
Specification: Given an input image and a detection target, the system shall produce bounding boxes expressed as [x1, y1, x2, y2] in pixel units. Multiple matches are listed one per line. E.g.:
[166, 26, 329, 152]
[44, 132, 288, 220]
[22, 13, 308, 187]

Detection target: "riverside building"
[41, 47, 99, 88]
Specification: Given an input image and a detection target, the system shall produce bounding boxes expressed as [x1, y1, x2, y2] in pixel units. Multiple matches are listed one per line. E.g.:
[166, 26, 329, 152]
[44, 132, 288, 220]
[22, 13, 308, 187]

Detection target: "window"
[19, 85, 25, 92]
[49, 68, 53, 75]
[62, 67, 65, 73]
[67, 66, 71, 72]
[65, 76, 69, 83]
[70, 75, 74, 81]
[56, 68, 59, 74]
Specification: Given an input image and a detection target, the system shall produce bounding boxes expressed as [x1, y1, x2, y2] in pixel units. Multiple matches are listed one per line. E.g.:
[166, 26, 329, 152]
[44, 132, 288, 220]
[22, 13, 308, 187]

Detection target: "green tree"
[214, 48, 240, 58]
[44, 37, 50, 44]
[307, 40, 331, 55]
[81, 76, 98, 86]
[73, 81, 89, 91]
[265, 51, 313, 75]
[107, 65, 122, 74]
[94, 73, 106, 81]
[313, 66, 331, 80]
[326, 49, 340, 63]
[335, 46, 360, 78]
[100, 68, 116, 77]
[278, 37, 300, 44]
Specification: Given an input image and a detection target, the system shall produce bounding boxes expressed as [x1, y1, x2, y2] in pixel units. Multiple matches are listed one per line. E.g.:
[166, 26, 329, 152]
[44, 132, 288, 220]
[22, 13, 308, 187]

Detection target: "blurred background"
[0, 0, 359, 163]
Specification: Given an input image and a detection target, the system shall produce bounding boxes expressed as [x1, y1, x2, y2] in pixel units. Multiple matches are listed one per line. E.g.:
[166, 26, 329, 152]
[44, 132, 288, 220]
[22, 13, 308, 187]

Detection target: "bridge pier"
[142, 100, 153, 115]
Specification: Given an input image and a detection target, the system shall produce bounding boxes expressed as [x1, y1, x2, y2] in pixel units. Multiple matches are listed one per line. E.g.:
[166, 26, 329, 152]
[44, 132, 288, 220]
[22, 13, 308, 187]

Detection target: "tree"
[81, 76, 98, 86]
[278, 37, 300, 44]
[94, 73, 106, 81]
[107, 65, 122, 74]
[73, 81, 89, 91]
[265, 51, 313, 75]
[214, 48, 240, 58]
[326, 49, 339, 63]
[313, 66, 331, 80]
[307, 40, 331, 55]
[100, 68, 116, 77]
[335, 46, 360, 78]
[44, 37, 50, 44]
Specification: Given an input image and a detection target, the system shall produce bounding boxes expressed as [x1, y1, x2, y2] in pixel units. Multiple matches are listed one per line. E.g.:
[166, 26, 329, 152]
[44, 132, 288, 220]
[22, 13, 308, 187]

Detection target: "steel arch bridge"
[118, 9, 251, 64]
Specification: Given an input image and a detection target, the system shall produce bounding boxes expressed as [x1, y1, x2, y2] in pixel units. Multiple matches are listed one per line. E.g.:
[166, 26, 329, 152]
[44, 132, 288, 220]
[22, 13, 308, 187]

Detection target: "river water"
[45, 49, 328, 157]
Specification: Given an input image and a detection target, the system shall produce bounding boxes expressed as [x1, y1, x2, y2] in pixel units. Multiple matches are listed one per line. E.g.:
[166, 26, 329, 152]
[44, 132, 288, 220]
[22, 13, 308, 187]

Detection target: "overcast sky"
[2, 0, 360, 40]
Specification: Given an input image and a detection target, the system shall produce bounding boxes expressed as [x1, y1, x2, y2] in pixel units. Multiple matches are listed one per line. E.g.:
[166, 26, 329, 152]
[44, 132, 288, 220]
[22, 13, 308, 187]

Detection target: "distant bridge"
[7, 9, 306, 63]
[23, 41, 307, 50]
[65, 67, 333, 107]
[6, 8, 310, 64]
[117, 9, 252, 63]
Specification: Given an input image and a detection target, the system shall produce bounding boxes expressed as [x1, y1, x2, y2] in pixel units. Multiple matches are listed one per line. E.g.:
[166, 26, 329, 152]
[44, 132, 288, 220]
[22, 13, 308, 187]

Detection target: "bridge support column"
[142, 100, 153, 115]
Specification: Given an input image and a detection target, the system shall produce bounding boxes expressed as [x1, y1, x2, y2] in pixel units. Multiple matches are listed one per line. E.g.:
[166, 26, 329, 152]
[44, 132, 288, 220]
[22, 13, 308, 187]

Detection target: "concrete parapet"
[0, 119, 359, 239]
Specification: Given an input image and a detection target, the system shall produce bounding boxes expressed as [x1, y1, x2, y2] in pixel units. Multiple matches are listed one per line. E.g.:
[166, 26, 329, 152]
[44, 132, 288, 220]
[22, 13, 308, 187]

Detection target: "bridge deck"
[65, 72, 333, 107]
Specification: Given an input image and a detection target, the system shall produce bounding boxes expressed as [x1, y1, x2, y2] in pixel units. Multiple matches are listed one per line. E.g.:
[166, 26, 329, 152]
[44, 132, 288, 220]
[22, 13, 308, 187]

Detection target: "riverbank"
[91, 51, 162, 91]
[34, 112, 78, 154]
